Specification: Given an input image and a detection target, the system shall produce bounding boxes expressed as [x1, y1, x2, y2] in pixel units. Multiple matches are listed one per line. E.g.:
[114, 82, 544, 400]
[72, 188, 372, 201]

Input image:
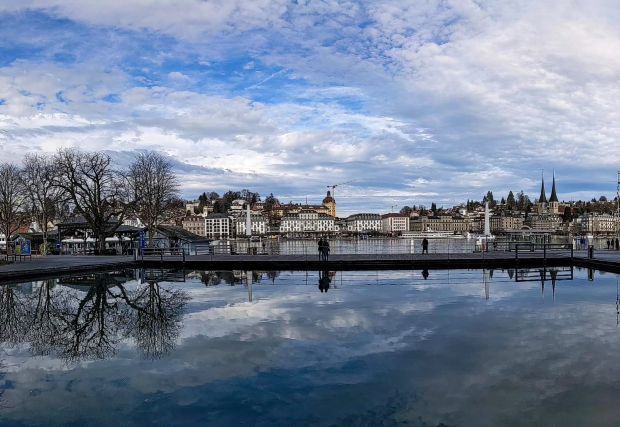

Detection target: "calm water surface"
[1, 267, 619, 426]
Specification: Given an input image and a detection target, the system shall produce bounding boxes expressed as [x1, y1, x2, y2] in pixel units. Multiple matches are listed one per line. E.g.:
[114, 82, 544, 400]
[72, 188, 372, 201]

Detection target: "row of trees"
[195, 189, 261, 214]
[193, 190, 282, 225]
[0, 149, 181, 252]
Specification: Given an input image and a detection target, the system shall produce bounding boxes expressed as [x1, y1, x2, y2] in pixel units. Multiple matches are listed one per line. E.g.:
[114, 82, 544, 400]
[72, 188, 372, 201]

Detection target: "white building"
[230, 199, 247, 213]
[0, 233, 5, 249]
[279, 210, 335, 234]
[381, 214, 409, 234]
[577, 213, 616, 235]
[205, 213, 231, 239]
[235, 213, 268, 236]
[345, 214, 382, 233]
[123, 218, 144, 228]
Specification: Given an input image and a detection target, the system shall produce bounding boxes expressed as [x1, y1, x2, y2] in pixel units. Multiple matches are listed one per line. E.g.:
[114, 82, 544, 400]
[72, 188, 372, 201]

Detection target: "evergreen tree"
[562, 206, 572, 222]
[506, 191, 515, 208]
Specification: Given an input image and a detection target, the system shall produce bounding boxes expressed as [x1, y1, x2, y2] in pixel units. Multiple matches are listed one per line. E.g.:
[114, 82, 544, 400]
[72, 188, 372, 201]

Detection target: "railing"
[139, 247, 186, 263]
[138, 239, 578, 261]
[514, 243, 573, 260]
[223, 239, 573, 257]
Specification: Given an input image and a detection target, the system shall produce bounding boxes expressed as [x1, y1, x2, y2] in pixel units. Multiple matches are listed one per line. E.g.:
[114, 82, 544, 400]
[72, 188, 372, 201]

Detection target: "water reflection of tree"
[27, 280, 66, 357]
[0, 285, 29, 347]
[115, 282, 189, 360]
[56, 274, 129, 362]
[0, 273, 189, 363]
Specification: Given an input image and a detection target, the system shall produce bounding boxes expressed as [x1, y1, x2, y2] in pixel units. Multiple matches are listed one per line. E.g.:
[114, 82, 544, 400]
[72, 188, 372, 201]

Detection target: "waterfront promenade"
[4, 249, 620, 282]
[0, 255, 138, 282]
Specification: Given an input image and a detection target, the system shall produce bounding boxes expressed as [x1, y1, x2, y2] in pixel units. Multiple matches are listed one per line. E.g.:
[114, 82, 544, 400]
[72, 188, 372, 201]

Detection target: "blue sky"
[1, 1, 620, 214]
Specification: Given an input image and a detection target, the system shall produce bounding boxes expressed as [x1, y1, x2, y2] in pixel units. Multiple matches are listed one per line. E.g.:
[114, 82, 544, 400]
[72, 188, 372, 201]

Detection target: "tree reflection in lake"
[0, 271, 189, 362]
[116, 281, 189, 360]
[0, 285, 29, 347]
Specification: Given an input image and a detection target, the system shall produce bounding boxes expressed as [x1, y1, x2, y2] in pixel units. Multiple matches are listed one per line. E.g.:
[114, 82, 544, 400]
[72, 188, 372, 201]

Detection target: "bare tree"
[127, 151, 180, 246]
[22, 154, 65, 255]
[0, 162, 28, 244]
[52, 149, 131, 252]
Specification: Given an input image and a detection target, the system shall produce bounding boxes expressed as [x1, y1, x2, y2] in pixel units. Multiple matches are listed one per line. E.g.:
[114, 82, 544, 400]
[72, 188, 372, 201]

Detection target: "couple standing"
[318, 238, 330, 261]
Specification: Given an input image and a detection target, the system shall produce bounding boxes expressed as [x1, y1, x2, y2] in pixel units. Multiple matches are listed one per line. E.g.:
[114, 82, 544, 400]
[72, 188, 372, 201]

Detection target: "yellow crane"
[326, 180, 356, 198]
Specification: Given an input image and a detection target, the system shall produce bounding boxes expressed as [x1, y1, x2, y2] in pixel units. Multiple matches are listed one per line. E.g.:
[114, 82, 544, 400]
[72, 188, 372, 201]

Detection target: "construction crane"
[326, 180, 356, 198]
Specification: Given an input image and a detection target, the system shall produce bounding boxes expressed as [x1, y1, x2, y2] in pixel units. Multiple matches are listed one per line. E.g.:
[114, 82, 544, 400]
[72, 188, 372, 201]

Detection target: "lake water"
[1, 267, 620, 426]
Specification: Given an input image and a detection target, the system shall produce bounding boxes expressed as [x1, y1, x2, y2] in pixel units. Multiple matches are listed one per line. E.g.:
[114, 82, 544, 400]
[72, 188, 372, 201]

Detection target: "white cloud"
[1, 0, 620, 211]
[167, 71, 192, 80]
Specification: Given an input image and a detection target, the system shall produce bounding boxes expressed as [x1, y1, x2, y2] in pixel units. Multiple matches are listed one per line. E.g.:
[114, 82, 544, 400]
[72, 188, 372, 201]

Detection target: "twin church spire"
[540, 170, 558, 203]
[538, 169, 559, 215]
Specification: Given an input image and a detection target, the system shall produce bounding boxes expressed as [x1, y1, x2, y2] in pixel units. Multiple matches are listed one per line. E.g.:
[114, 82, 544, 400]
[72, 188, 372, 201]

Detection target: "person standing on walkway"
[322, 239, 330, 261]
[607, 239, 611, 250]
[616, 238, 619, 250]
[422, 238, 429, 254]
[318, 238, 324, 260]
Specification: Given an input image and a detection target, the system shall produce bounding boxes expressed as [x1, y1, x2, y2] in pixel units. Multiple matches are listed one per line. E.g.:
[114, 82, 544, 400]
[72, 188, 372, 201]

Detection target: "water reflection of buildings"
[482, 267, 573, 300]
[515, 266, 573, 300]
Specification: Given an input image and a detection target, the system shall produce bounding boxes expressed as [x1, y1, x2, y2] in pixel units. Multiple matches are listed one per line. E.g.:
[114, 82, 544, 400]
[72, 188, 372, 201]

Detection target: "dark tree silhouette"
[26, 280, 66, 357]
[0, 273, 190, 363]
[0, 285, 29, 347]
[55, 274, 129, 362]
[52, 149, 132, 252]
[116, 283, 189, 360]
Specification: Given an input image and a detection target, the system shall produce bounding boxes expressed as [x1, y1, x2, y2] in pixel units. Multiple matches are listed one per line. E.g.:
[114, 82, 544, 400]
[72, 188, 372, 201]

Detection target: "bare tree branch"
[127, 151, 180, 247]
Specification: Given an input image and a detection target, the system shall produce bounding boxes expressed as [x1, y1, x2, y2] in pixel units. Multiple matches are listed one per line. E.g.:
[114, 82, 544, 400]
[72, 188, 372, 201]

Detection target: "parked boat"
[400, 231, 463, 239]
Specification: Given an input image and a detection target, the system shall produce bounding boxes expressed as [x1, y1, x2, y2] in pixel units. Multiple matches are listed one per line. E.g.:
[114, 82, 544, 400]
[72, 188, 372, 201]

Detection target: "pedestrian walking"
[318, 238, 324, 260]
[607, 240, 611, 250]
[422, 238, 429, 254]
[616, 238, 619, 250]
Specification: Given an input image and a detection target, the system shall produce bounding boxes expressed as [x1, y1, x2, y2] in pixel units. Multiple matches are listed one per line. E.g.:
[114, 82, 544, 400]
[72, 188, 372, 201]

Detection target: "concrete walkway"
[0, 255, 138, 282]
[7, 248, 620, 284]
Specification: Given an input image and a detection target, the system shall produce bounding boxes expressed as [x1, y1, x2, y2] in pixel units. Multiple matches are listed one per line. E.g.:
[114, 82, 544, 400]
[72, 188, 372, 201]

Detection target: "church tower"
[538, 171, 548, 214]
[322, 190, 336, 217]
[549, 170, 559, 215]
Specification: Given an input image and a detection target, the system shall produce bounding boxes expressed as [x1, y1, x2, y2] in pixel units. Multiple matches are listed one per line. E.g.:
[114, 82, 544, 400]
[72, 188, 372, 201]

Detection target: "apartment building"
[382, 214, 409, 234]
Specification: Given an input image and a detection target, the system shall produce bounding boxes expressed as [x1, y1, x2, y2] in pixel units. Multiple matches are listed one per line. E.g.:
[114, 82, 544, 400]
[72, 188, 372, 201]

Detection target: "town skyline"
[183, 170, 620, 217]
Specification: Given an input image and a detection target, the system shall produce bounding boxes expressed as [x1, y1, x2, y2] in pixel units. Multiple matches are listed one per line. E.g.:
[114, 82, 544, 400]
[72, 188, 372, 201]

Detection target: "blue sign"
[16, 239, 31, 256]
[139, 230, 145, 249]
[56, 241, 62, 249]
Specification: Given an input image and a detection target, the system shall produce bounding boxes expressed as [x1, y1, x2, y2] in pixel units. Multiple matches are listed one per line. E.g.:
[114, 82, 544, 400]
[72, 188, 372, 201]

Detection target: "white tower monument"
[484, 201, 491, 236]
[246, 204, 252, 237]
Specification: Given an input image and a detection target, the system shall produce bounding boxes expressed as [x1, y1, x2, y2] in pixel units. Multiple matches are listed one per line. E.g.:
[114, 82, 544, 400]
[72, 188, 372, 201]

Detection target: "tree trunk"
[98, 234, 106, 253]
[148, 227, 154, 248]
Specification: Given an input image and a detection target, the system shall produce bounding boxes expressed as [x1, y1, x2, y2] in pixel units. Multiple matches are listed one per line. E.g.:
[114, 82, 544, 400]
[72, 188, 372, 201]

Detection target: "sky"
[1, 0, 619, 215]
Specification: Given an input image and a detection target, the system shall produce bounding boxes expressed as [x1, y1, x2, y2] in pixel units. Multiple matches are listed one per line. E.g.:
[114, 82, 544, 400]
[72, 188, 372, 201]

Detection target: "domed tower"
[322, 190, 336, 217]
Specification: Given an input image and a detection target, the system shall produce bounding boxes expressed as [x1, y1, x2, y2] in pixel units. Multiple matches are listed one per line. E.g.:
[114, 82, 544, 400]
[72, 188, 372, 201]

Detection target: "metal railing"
[131, 239, 577, 262]
[514, 243, 573, 260]
[139, 247, 186, 263]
